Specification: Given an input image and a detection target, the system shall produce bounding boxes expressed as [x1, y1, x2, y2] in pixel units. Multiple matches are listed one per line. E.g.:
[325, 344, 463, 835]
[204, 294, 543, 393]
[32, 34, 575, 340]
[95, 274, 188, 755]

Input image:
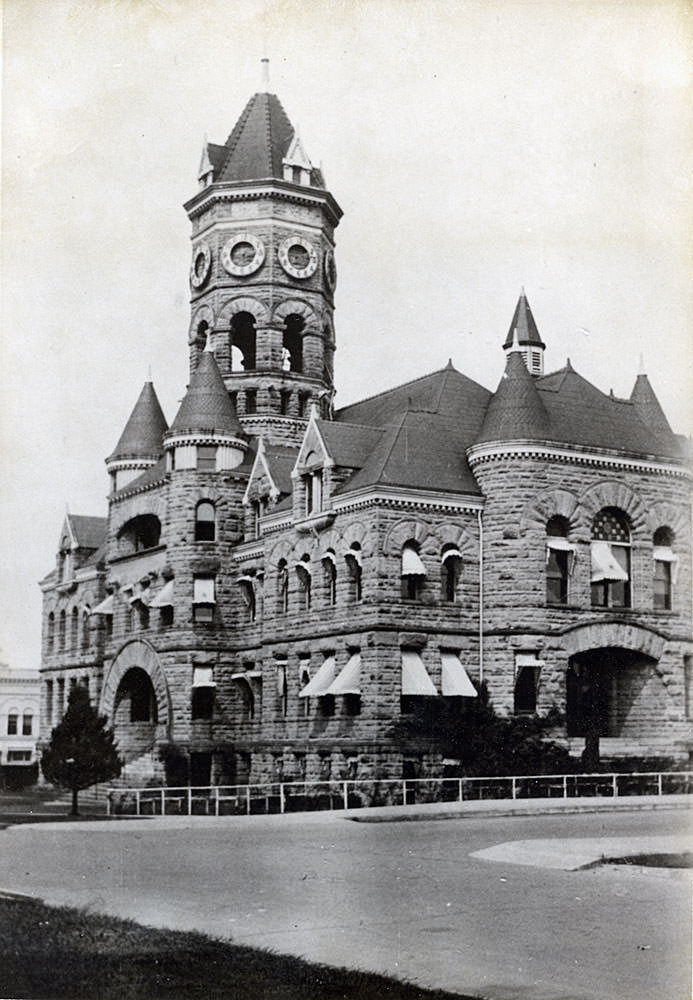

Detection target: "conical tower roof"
[168, 349, 244, 438]
[201, 89, 324, 188]
[630, 373, 674, 442]
[107, 381, 167, 463]
[477, 350, 551, 443]
[503, 289, 545, 349]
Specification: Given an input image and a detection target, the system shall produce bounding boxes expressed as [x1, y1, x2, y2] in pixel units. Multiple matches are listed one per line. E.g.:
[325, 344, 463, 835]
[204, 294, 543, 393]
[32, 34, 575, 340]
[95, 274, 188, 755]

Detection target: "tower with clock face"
[183, 75, 342, 446]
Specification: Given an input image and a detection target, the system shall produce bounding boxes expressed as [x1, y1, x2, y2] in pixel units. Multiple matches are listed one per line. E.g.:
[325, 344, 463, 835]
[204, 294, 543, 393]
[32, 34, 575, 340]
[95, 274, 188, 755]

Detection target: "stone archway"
[100, 640, 171, 758]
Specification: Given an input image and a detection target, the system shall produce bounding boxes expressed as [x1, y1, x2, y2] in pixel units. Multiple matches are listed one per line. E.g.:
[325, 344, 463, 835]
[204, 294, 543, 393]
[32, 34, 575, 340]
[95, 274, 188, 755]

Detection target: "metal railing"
[107, 770, 693, 817]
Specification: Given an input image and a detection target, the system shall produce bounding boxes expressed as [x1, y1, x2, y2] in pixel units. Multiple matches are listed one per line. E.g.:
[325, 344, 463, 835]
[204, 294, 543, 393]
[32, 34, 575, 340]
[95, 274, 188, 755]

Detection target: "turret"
[106, 380, 167, 492]
[477, 336, 551, 444]
[163, 341, 248, 472]
[502, 288, 546, 376]
[183, 61, 342, 447]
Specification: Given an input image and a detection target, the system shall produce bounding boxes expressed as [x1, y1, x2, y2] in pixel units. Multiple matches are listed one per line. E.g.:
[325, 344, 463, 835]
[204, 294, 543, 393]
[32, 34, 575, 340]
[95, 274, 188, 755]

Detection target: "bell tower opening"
[282, 315, 304, 373]
[230, 312, 256, 371]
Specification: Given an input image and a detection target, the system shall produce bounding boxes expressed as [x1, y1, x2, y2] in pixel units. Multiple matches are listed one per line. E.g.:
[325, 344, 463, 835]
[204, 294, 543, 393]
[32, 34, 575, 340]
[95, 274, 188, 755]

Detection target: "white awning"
[654, 546, 677, 563]
[590, 541, 628, 583]
[321, 551, 337, 565]
[401, 650, 437, 696]
[325, 653, 361, 696]
[344, 547, 362, 566]
[149, 579, 174, 607]
[91, 595, 114, 616]
[440, 652, 477, 697]
[546, 537, 576, 553]
[441, 548, 462, 563]
[294, 560, 311, 575]
[299, 655, 338, 697]
[192, 666, 215, 688]
[129, 586, 151, 607]
[515, 653, 545, 670]
[401, 547, 426, 576]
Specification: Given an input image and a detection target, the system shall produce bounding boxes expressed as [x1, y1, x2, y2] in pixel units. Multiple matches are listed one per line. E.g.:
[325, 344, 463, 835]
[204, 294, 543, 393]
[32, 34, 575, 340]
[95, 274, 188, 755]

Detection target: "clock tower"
[183, 61, 342, 446]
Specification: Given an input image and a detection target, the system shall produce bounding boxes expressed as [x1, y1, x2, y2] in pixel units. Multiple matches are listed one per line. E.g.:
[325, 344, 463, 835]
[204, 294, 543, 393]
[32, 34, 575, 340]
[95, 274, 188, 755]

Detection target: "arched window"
[70, 607, 79, 649]
[195, 501, 216, 541]
[653, 526, 677, 610]
[322, 550, 337, 605]
[302, 457, 323, 516]
[277, 559, 289, 613]
[238, 577, 256, 622]
[299, 663, 311, 718]
[296, 555, 312, 611]
[282, 315, 304, 373]
[59, 609, 66, 650]
[546, 516, 573, 605]
[81, 609, 90, 650]
[401, 541, 425, 600]
[117, 514, 161, 555]
[345, 543, 362, 601]
[195, 319, 209, 351]
[230, 312, 256, 370]
[440, 545, 462, 602]
[591, 508, 631, 608]
[47, 612, 55, 652]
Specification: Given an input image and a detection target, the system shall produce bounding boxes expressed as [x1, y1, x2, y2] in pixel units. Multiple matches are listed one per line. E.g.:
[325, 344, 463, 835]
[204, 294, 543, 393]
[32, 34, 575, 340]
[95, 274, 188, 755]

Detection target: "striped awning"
[401, 650, 437, 696]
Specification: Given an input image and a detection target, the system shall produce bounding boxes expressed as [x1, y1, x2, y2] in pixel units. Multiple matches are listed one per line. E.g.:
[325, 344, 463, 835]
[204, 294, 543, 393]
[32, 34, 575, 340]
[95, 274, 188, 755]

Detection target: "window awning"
[654, 546, 677, 563]
[321, 551, 337, 565]
[401, 547, 426, 576]
[440, 652, 477, 697]
[192, 666, 215, 688]
[441, 548, 462, 563]
[299, 655, 338, 697]
[344, 547, 362, 566]
[149, 580, 174, 607]
[325, 653, 361, 696]
[129, 586, 151, 607]
[546, 537, 576, 553]
[401, 650, 437, 696]
[91, 595, 114, 616]
[294, 560, 311, 575]
[590, 541, 628, 583]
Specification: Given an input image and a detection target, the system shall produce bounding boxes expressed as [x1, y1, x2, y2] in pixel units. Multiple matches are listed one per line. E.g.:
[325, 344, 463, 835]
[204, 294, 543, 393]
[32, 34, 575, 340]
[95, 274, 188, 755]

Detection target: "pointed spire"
[630, 371, 674, 440]
[107, 382, 168, 463]
[260, 57, 270, 92]
[168, 349, 244, 438]
[502, 289, 546, 349]
[477, 350, 551, 444]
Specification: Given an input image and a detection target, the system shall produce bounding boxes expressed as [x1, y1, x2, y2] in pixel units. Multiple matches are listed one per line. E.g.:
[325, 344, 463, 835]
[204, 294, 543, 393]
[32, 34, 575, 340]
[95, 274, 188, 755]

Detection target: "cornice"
[110, 473, 168, 501]
[467, 439, 689, 478]
[184, 180, 343, 227]
[332, 485, 484, 514]
[163, 433, 248, 450]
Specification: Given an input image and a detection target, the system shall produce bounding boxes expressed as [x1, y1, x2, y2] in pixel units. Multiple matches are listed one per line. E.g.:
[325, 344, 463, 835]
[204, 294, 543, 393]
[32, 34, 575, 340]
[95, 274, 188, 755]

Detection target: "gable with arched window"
[653, 526, 677, 610]
[590, 507, 631, 608]
[195, 501, 216, 542]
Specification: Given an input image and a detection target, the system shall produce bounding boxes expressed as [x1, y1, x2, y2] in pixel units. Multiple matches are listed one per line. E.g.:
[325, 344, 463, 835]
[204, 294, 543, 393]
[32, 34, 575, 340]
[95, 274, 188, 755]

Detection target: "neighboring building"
[0, 663, 40, 788]
[38, 71, 693, 789]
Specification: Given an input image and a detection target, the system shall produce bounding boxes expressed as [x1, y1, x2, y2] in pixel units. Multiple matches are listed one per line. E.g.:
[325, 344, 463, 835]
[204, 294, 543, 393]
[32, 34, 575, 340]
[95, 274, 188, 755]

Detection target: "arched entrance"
[100, 639, 171, 761]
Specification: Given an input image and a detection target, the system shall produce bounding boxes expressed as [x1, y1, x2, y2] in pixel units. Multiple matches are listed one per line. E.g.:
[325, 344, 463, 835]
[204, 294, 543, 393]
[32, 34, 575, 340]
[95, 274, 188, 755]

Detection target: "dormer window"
[304, 470, 323, 515]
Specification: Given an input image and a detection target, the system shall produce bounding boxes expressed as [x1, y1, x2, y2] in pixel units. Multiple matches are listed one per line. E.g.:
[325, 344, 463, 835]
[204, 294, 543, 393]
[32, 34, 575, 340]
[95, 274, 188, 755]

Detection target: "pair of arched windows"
[400, 542, 462, 602]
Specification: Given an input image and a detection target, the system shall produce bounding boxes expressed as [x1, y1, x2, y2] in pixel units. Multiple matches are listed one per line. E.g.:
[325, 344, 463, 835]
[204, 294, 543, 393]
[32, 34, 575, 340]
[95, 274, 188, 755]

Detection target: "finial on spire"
[638, 352, 646, 376]
[260, 57, 270, 92]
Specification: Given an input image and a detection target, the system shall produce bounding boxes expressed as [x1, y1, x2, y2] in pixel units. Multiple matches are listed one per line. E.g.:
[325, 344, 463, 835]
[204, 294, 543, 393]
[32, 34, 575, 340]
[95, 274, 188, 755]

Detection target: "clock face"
[189, 243, 212, 288]
[221, 232, 265, 277]
[278, 235, 318, 279]
[324, 249, 337, 291]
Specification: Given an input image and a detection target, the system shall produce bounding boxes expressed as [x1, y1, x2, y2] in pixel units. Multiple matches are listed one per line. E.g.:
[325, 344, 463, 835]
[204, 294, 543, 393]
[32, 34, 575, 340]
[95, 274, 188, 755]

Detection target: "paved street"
[0, 807, 690, 1000]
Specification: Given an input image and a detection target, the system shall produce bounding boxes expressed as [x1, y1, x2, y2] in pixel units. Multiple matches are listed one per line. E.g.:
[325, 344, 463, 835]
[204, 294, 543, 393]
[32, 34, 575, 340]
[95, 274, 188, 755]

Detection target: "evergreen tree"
[41, 685, 122, 815]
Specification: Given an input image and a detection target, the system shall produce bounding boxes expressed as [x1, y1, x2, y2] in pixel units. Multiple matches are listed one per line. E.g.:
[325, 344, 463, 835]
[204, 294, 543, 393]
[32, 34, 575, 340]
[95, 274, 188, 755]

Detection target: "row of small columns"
[190, 325, 335, 382]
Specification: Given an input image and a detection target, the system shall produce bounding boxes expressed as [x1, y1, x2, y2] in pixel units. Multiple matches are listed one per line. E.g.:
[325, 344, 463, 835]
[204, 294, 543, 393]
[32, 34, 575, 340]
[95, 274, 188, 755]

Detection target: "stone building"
[39, 73, 693, 788]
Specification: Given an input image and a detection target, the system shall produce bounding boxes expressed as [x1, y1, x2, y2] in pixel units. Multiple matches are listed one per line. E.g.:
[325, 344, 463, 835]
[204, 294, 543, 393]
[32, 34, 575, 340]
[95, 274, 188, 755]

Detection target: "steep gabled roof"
[502, 289, 545, 348]
[264, 444, 300, 496]
[316, 420, 384, 469]
[209, 92, 324, 187]
[168, 350, 244, 438]
[67, 515, 106, 550]
[107, 381, 167, 464]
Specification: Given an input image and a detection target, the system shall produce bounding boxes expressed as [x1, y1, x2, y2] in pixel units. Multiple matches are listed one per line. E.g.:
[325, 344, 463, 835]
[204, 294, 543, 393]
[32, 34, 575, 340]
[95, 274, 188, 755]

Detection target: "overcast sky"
[2, 0, 691, 674]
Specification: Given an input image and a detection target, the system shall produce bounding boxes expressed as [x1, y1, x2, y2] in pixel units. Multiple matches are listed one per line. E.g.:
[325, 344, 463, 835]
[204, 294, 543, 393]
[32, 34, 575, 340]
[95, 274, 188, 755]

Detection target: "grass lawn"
[0, 895, 476, 999]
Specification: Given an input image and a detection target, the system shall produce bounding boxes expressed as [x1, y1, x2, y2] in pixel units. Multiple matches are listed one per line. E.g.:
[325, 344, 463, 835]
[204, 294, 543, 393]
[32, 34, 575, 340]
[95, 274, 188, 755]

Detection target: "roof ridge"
[337, 364, 459, 413]
[221, 94, 255, 177]
[369, 411, 408, 482]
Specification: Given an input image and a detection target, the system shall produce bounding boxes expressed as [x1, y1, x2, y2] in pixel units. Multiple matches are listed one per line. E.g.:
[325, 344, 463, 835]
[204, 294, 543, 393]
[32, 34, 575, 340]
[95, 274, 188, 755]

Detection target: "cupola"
[106, 380, 168, 492]
[503, 289, 546, 377]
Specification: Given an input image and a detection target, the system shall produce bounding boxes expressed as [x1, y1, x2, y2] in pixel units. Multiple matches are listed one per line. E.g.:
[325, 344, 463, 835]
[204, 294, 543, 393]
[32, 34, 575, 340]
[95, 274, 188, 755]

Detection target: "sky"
[2, 0, 692, 674]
